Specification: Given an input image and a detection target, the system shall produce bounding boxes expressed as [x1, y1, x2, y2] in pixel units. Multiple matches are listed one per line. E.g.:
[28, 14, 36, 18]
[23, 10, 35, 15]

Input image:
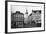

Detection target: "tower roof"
[25, 9, 28, 14]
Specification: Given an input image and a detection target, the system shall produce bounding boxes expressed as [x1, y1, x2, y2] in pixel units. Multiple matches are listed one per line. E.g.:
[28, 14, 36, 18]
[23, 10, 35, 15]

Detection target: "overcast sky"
[11, 6, 32, 16]
[11, 5, 42, 16]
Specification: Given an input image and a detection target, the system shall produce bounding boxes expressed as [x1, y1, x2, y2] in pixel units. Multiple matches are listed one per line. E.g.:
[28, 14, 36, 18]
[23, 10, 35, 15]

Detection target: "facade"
[32, 10, 41, 23]
[28, 10, 41, 27]
[24, 9, 28, 24]
[11, 11, 24, 28]
[28, 13, 32, 24]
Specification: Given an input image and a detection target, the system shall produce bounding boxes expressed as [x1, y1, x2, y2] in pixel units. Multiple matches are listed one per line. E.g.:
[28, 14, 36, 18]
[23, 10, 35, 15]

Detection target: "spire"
[25, 9, 28, 14]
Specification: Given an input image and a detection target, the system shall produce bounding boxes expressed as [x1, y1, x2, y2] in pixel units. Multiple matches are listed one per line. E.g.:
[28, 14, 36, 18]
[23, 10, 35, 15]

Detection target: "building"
[32, 10, 41, 27]
[32, 10, 41, 23]
[27, 10, 41, 27]
[24, 9, 28, 24]
[28, 13, 32, 24]
[11, 11, 24, 28]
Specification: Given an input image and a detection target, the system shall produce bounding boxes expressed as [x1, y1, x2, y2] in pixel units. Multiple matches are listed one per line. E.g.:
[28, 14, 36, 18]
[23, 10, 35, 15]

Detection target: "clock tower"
[24, 9, 28, 24]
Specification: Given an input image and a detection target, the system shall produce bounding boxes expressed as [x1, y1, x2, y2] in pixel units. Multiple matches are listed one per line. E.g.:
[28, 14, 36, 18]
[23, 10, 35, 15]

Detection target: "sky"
[11, 6, 32, 16]
[11, 4, 42, 17]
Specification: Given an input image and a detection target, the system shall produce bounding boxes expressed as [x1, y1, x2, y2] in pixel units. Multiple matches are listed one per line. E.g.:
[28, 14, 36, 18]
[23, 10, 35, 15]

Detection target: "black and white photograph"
[7, 1, 45, 33]
[11, 6, 41, 28]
